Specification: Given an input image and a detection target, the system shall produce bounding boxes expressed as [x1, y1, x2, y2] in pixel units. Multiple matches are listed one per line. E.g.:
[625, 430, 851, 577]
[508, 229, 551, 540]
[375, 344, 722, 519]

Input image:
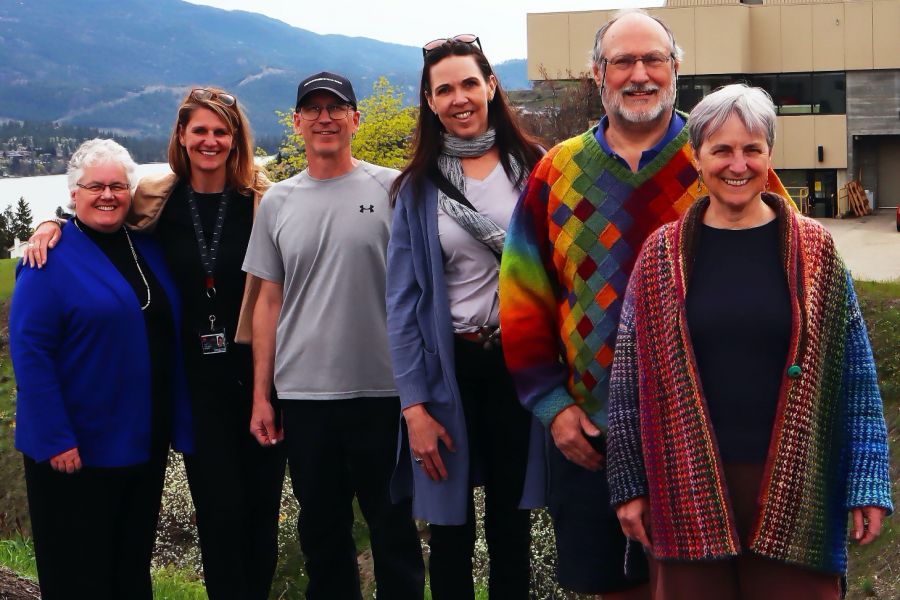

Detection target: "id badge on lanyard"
[188, 188, 230, 356]
[200, 314, 228, 355]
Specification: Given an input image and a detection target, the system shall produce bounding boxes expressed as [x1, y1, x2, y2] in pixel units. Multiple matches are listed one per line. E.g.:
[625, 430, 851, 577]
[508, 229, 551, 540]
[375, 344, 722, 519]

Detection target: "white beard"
[603, 79, 676, 124]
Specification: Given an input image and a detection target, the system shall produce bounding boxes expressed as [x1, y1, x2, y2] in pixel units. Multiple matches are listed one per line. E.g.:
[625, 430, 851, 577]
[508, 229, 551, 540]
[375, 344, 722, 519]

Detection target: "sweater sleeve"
[842, 273, 893, 513]
[499, 158, 575, 427]
[386, 190, 431, 410]
[9, 264, 77, 462]
[606, 253, 649, 506]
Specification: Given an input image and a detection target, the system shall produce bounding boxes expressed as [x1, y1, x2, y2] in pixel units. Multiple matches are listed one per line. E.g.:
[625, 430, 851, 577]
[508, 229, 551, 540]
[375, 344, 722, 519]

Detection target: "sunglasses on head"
[191, 88, 236, 107]
[422, 34, 481, 58]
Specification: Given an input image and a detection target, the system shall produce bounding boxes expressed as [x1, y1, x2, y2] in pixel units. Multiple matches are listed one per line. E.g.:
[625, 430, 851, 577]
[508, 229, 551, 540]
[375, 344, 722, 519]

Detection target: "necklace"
[73, 219, 151, 311]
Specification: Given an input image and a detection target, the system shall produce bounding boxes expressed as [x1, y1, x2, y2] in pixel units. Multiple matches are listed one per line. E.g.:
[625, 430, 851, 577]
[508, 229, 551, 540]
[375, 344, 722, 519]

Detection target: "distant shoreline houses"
[0, 136, 77, 178]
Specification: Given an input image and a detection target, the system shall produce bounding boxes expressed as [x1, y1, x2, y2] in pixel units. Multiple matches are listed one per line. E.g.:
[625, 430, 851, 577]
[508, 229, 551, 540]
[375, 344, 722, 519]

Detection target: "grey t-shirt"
[242, 161, 398, 400]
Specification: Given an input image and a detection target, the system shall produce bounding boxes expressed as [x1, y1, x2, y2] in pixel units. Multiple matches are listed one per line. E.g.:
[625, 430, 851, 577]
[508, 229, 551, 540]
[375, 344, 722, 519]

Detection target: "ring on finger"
[413, 456, 423, 464]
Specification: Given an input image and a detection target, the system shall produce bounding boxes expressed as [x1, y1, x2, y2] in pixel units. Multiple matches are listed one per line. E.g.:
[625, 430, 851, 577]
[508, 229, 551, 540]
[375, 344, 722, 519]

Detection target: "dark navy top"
[685, 219, 791, 463]
[595, 110, 686, 171]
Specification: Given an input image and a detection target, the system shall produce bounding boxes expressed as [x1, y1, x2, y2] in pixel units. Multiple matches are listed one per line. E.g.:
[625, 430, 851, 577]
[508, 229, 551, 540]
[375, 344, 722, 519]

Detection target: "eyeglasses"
[298, 103, 353, 121]
[77, 182, 131, 194]
[191, 88, 236, 107]
[422, 34, 481, 57]
[602, 52, 674, 72]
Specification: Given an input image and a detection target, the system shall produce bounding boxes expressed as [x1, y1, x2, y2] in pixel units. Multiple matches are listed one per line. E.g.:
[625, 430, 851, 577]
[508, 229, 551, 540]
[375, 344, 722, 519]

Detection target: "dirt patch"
[0, 566, 40, 600]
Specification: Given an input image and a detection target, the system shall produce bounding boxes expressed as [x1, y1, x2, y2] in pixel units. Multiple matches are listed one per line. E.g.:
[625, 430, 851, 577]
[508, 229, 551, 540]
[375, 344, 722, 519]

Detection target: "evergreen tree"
[12, 196, 34, 241]
[0, 204, 16, 248]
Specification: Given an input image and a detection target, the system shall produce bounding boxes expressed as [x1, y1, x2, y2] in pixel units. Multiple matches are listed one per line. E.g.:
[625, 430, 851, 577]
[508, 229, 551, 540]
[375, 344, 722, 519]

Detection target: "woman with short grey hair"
[606, 84, 892, 599]
[10, 138, 193, 599]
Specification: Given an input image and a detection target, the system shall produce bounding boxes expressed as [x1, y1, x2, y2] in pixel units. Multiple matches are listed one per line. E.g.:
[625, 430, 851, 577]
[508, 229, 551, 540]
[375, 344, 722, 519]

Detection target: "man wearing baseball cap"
[244, 71, 424, 599]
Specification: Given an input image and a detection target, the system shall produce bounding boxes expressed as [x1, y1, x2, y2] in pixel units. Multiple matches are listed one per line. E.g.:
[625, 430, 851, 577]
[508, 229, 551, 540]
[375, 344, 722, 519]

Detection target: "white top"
[243, 161, 398, 400]
[437, 161, 520, 332]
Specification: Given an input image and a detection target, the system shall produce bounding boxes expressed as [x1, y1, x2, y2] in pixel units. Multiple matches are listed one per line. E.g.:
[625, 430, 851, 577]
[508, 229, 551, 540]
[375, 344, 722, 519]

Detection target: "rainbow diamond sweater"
[606, 194, 893, 573]
[499, 119, 788, 426]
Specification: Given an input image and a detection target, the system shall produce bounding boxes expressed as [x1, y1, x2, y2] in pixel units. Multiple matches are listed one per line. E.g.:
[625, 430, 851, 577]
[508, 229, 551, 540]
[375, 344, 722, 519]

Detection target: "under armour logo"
[359, 204, 375, 213]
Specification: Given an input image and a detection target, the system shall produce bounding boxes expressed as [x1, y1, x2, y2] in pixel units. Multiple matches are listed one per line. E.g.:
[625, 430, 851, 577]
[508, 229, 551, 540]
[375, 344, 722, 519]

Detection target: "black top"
[153, 182, 254, 388]
[685, 219, 791, 463]
[74, 217, 175, 454]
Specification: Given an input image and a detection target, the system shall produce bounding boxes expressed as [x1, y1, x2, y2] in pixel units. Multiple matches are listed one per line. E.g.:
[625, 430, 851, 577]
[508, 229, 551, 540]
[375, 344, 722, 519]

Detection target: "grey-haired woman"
[607, 84, 892, 600]
[11, 139, 194, 599]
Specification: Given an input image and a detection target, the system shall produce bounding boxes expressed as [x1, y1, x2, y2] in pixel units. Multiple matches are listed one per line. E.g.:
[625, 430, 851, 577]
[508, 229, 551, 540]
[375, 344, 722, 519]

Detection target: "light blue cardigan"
[11, 221, 194, 466]
[386, 178, 546, 525]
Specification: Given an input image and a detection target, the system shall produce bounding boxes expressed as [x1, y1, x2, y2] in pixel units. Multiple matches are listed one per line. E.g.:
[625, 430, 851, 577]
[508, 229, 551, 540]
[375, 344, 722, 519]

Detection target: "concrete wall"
[846, 70, 900, 182]
[526, 1, 900, 78]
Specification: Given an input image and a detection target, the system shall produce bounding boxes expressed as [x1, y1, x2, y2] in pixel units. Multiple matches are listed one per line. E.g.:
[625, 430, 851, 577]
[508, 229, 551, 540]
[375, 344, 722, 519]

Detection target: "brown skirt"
[649, 464, 841, 600]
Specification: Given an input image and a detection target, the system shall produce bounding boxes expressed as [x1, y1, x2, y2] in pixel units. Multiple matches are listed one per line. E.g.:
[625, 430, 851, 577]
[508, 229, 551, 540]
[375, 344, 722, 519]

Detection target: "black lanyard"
[186, 188, 229, 299]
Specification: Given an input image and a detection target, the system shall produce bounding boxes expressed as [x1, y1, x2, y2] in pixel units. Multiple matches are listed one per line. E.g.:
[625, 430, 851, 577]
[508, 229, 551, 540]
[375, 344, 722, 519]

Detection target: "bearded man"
[499, 9, 789, 598]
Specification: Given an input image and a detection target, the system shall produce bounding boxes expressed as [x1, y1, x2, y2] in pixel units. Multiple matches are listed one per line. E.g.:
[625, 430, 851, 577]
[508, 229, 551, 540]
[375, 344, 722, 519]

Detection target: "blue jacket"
[10, 221, 194, 466]
[386, 178, 546, 525]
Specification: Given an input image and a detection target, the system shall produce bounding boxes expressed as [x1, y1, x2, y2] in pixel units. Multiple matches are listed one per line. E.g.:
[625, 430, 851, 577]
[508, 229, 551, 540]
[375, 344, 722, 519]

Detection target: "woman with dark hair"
[386, 35, 545, 599]
[24, 87, 285, 600]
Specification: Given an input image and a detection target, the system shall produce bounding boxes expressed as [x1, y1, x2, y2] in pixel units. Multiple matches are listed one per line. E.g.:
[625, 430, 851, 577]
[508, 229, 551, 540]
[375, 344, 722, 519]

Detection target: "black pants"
[427, 337, 532, 600]
[24, 453, 167, 600]
[184, 382, 286, 600]
[282, 398, 425, 600]
[547, 434, 649, 594]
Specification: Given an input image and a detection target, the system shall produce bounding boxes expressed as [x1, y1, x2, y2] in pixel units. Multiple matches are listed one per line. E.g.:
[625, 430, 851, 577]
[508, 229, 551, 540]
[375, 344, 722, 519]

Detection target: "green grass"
[151, 566, 209, 599]
[0, 258, 17, 302]
[0, 533, 37, 580]
[0, 534, 209, 599]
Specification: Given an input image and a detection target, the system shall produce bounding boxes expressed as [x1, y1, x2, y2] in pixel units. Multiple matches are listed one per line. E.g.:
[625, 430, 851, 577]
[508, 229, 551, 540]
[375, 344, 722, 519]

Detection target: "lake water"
[0, 163, 174, 223]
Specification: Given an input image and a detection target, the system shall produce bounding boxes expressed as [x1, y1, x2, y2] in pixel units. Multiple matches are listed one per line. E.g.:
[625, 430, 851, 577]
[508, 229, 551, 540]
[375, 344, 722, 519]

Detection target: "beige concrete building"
[527, 0, 900, 212]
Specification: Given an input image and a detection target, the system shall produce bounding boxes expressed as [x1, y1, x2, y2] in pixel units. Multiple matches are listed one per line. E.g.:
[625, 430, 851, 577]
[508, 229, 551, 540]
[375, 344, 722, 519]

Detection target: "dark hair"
[389, 40, 543, 203]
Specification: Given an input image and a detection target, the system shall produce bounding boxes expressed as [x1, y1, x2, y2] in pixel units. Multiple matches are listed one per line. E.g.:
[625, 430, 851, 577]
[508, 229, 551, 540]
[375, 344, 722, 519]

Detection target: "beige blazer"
[129, 171, 271, 344]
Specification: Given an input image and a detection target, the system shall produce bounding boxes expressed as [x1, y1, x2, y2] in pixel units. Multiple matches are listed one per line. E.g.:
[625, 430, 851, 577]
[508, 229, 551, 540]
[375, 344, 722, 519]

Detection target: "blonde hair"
[167, 87, 265, 195]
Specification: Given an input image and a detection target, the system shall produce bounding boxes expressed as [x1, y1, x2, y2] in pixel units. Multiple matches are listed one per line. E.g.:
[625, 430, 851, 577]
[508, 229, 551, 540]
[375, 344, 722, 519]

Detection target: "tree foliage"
[518, 68, 601, 147]
[12, 197, 34, 242]
[264, 76, 417, 182]
[0, 205, 14, 249]
[264, 110, 307, 183]
[351, 77, 417, 169]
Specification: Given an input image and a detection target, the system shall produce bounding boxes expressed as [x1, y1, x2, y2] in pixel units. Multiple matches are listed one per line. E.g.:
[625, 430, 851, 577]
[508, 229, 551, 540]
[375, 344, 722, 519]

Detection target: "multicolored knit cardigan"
[606, 193, 893, 574]
[499, 118, 789, 426]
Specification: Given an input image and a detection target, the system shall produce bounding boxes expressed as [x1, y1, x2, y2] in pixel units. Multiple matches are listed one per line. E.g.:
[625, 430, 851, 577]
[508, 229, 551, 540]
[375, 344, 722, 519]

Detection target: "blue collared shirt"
[595, 110, 686, 172]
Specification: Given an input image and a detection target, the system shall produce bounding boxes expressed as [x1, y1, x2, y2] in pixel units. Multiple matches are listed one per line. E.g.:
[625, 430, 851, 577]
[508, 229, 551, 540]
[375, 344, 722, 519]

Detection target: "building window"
[676, 75, 747, 112]
[675, 72, 845, 115]
[773, 73, 814, 114]
[812, 72, 846, 114]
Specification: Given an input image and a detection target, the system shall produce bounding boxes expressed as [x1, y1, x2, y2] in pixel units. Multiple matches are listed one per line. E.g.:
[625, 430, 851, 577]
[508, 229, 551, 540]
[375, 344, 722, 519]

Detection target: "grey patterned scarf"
[437, 128, 524, 256]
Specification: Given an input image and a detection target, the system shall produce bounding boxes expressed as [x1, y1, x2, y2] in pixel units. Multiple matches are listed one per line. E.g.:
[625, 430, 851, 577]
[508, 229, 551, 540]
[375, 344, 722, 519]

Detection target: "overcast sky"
[186, 0, 663, 63]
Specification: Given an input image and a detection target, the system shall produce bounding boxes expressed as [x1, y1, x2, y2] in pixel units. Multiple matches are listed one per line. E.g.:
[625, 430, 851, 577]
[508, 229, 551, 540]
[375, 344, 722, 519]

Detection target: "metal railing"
[784, 186, 810, 215]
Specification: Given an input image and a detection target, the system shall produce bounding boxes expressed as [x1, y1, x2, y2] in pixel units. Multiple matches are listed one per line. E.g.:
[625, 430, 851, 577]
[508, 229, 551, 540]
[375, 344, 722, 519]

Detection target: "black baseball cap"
[295, 71, 358, 111]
